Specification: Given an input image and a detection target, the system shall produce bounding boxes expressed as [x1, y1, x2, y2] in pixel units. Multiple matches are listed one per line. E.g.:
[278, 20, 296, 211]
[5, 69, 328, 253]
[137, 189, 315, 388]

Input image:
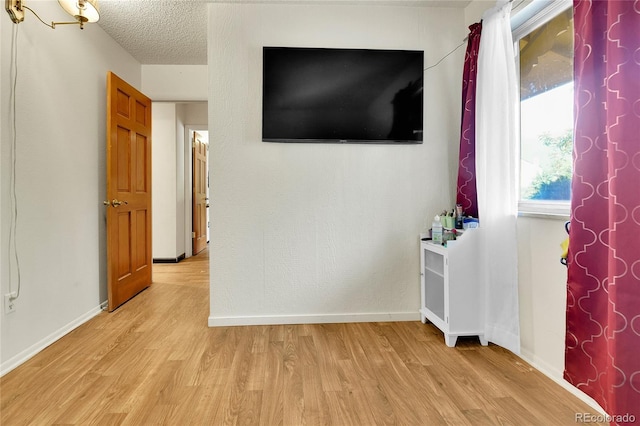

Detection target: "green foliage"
[525, 130, 573, 200]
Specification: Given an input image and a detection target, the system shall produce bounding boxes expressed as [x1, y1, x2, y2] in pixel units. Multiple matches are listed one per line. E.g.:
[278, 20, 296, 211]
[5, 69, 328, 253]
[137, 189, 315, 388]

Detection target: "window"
[514, 2, 573, 216]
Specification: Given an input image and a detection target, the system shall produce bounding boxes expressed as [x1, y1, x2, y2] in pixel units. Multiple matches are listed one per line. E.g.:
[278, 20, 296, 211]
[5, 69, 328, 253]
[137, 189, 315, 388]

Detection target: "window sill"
[518, 201, 570, 220]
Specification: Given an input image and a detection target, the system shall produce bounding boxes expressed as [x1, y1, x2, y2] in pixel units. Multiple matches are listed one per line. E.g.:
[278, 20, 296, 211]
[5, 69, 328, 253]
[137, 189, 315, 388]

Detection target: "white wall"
[152, 103, 179, 259]
[142, 65, 208, 101]
[175, 105, 186, 258]
[0, 3, 141, 373]
[181, 102, 208, 125]
[464, 0, 493, 26]
[208, 3, 465, 325]
[517, 216, 570, 374]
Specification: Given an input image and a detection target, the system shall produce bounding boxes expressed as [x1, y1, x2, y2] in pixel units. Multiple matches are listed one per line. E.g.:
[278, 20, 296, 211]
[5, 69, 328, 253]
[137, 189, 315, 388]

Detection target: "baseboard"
[0, 302, 105, 377]
[153, 253, 186, 264]
[519, 348, 606, 415]
[208, 311, 420, 327]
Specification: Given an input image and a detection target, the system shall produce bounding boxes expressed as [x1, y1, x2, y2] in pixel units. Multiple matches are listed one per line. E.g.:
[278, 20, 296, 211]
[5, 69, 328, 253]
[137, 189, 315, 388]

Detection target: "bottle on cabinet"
[455, 204, 464, 229]
[432, 215, 443, 245]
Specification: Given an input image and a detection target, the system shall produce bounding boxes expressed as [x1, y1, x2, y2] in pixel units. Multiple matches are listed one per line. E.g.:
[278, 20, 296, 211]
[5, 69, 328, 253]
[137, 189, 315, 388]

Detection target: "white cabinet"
[419, 230, 487, 347]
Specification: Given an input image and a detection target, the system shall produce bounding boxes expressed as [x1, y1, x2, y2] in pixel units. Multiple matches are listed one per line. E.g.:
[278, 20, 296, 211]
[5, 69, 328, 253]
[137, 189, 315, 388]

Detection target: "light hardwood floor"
[1, 248, 605, 425]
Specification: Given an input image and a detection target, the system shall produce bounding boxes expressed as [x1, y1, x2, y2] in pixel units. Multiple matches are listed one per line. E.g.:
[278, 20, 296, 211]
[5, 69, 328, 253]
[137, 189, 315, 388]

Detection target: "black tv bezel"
[261, 46, 424, 145]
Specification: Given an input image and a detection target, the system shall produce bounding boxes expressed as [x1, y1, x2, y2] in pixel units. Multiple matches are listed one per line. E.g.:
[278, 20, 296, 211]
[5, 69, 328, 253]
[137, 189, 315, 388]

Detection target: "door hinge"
[192, 232, 196, 238]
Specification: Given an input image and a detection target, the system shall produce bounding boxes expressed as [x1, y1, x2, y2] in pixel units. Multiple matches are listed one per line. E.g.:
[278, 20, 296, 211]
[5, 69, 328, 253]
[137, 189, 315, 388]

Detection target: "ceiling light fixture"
[5, 0, 100, 29]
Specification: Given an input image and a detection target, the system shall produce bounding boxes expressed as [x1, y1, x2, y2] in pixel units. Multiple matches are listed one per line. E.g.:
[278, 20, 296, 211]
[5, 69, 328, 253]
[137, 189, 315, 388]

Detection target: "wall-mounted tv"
[262, 47, 424, 144]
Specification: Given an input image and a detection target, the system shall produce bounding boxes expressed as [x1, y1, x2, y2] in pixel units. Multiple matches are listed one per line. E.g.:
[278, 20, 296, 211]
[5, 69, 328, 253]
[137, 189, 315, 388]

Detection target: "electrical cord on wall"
[423, 40, 467, 72]
[8, 23, 22, 302]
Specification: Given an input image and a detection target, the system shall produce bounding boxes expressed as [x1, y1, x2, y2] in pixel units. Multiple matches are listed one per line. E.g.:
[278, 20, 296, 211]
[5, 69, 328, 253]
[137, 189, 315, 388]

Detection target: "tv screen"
[262, 47, 424, 144]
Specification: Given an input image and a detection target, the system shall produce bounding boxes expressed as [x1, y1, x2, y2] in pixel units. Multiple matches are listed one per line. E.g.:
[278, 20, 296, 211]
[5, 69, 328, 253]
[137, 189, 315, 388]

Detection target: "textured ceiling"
[97, 0, 471, 65]
[98, 1, 209, 65]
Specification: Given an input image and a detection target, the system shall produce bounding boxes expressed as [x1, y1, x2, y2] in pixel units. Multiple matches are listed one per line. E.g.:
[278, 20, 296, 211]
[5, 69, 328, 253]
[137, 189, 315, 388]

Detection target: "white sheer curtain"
[475, 0, 520, 354]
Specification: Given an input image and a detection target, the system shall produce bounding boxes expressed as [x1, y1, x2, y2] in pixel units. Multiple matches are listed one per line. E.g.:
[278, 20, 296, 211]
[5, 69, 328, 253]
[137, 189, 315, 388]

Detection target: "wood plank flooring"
[1, 248, 605, 425]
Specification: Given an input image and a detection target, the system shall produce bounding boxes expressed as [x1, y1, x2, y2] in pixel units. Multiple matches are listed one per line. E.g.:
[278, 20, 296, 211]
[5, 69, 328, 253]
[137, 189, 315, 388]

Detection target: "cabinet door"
[423, 247, 445, 322]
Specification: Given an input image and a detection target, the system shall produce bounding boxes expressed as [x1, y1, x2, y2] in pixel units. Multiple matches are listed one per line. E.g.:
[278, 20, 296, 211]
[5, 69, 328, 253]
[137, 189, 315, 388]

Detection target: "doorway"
[150, 103, 209, 264]
[191, 130, 209, 256]
[184, 124, 209, 259]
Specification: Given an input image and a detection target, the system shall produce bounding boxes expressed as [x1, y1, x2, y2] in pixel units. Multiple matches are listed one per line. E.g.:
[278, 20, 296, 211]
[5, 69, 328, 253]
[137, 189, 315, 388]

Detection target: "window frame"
[512, 0, 573, 219]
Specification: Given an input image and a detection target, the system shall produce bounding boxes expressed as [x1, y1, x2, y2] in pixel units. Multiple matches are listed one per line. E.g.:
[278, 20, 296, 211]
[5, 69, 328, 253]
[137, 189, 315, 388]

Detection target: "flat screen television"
[262, 47, 424, 144]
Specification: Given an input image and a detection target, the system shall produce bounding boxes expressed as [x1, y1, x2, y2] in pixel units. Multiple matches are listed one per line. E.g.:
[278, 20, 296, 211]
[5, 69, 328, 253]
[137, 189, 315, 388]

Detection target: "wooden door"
[192, 132, 208, 255]
[106, 72, 152, 312]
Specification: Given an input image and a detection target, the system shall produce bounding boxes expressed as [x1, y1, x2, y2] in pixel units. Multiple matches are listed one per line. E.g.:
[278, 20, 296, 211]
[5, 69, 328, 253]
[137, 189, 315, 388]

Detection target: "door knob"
[103, 200, 110, 206]
[111, 199, 128, 207]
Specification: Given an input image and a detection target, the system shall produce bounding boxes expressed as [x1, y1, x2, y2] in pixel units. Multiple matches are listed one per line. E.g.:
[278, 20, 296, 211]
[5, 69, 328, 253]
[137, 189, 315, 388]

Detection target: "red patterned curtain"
[455, 22, 482, 219]
[565, 1, 640, 423]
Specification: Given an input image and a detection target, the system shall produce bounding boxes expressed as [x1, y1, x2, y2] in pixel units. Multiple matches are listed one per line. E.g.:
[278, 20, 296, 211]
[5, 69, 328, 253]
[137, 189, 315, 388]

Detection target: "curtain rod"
[462, 0, 522, 42]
